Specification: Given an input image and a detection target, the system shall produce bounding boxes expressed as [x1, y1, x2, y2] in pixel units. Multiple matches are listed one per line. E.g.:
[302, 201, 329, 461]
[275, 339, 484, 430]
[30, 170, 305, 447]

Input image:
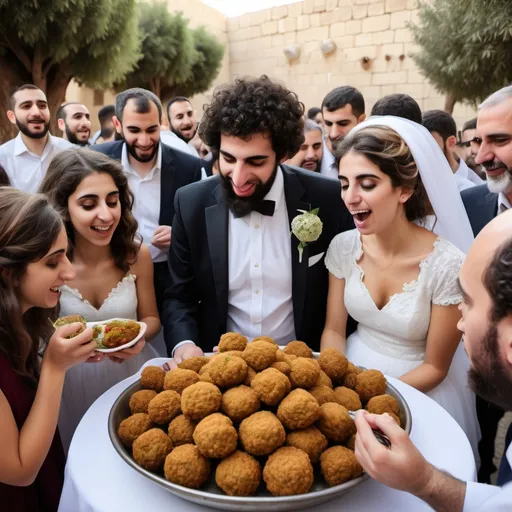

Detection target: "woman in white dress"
[321, 117, 480, 459]
[40, 149, 162, 452]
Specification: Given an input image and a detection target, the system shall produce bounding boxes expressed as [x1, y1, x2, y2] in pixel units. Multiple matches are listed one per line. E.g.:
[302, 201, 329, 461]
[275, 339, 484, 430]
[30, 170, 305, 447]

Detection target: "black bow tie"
[233, 200, 275, 218]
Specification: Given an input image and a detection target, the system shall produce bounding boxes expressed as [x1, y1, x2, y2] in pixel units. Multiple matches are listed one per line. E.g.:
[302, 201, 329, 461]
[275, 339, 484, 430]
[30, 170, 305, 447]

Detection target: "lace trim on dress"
[61, 274, 137, 311]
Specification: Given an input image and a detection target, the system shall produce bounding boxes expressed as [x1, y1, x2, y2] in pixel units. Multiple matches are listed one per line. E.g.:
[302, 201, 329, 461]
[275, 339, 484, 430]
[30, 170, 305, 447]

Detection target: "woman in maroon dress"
[0, 188, 98, 511]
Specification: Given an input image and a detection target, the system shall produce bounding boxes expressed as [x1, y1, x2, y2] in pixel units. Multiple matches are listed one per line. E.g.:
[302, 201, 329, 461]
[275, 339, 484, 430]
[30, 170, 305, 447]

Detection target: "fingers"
[213, 346, 219, 353]
[86, 353, 105, 363]
[104, 340, 146, 362]
[55, 323, 92, 342]
[369, 413, 408, 444]
[163, 359, 178, 371]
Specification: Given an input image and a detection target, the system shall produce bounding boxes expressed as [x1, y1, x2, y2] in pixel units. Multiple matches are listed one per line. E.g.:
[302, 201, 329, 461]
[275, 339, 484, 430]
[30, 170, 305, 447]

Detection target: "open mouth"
[49, 286, 61, 294]
[351, 209, 372, 225]
[91, 224, 113, 235]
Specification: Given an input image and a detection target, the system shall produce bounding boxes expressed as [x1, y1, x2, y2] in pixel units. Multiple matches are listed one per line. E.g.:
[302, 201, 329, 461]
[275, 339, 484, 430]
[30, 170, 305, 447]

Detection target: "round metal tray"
[108, 356, 412, 511]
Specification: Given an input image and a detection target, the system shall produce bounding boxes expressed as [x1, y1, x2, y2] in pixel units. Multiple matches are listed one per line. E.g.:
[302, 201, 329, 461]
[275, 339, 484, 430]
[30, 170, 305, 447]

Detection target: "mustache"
[481, 159, 508, 171]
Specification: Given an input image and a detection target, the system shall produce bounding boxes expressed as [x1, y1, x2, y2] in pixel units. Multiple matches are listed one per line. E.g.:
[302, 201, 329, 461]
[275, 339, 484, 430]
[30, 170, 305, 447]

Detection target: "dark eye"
[46, 261, 58, 269]
[361, 183, 376, 191]
[340, 184, 349, 191]
[107, 201, 118, 208]
[81, 204, 95, 211]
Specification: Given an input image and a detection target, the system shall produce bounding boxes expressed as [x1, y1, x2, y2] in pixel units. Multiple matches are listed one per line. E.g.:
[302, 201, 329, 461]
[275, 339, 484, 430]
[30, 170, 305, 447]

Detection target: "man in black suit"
[162, 76, 354, 363]
[92, 88, 202, 312]
[461, 84, 512, 483]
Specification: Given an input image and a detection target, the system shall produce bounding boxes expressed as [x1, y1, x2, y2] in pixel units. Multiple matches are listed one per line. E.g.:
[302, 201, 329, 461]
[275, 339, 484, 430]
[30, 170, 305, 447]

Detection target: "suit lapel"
[159, 144, 175, 225]
[205, 185, 229, 325]
[484, 190, 499, 221]
[282, 168, 311, 339]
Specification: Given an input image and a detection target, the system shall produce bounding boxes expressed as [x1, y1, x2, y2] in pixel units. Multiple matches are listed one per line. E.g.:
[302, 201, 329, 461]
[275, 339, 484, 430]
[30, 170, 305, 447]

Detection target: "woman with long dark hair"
[0, 188, 97, 511]
[40, 149, 162, 452]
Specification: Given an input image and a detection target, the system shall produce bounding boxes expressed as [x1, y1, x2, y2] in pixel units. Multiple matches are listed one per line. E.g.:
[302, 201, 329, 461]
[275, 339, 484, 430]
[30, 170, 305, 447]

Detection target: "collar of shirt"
[121, 143, 162, 180]
[456, 159, 470, 179]
[14, 132, 53, 159]
[264, 165, 285, 211]
[498, 192, 511, 212]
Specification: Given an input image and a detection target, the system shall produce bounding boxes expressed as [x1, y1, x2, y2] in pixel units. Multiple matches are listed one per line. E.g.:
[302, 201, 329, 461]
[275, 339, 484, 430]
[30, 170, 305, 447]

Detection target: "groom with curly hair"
[162, 75, 354, 360]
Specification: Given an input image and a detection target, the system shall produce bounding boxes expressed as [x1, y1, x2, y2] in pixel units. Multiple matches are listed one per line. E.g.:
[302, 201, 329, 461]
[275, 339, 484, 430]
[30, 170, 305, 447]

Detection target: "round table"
[58, 358, 477, 512]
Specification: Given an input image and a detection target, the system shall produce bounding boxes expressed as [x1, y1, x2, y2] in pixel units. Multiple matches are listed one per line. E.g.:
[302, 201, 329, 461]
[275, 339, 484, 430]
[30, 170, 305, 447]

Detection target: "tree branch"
[1, 32, 32, 74]
[42, 58, 54, 77]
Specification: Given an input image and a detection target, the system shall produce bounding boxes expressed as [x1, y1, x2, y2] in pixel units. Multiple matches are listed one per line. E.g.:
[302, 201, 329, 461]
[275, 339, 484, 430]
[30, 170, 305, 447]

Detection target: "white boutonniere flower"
[291, 208, 323, 263]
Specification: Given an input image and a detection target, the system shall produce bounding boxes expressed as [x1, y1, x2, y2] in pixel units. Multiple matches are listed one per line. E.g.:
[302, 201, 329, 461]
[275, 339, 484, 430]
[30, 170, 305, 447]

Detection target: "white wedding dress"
[57, 274, 164, 452]
[325, 229, 480, 459]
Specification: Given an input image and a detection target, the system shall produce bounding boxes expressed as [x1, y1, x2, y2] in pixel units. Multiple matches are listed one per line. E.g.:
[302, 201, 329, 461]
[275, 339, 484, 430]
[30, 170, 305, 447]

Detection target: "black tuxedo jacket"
[461, 184, 498, 237]
[162, 165, 354, 354]
[91, 141, 202, 226]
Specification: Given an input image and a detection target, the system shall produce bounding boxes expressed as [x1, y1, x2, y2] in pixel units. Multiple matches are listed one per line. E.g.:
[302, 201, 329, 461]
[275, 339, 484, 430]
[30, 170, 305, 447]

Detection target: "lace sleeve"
[430, 241, 465, 306]
[324, 229, 357, 280]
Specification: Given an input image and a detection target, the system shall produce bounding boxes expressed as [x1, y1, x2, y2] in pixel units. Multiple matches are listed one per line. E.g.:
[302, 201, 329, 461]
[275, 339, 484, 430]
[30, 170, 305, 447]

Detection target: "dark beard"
[171, 125, 196, 143]
[467, 323, 512, 411]
[219, 163, 278, 218]
[16, 118, 49, 139]
[65, 126, 88, 146]
[122, 136, 158, 163]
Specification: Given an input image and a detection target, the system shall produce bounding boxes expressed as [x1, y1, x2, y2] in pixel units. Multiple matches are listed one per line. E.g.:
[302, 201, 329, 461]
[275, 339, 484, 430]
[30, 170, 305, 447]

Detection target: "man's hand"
[163, 343, 204, 371]
[354, 411, 433, 494]
[151, 225, 172, 251]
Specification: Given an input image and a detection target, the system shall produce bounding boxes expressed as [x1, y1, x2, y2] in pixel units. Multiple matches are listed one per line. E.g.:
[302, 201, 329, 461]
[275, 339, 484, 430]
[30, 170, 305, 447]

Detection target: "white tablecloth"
[59, 358, 477, 512]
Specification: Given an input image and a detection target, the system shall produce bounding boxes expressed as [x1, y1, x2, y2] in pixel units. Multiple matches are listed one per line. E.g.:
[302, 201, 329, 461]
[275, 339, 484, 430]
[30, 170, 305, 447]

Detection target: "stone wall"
[227, 0, 475, 128]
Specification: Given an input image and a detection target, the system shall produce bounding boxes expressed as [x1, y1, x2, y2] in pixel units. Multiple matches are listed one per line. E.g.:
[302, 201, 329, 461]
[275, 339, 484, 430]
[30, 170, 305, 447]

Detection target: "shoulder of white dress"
[330, 228, 359, 251]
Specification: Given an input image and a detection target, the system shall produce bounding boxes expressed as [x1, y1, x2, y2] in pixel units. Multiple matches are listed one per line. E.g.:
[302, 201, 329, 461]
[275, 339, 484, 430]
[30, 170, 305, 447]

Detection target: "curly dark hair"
[39, 149, 140, 272]
[199, 75, 305, 161]
[483, 236, 512, 323]
[335, 125, 433, 222]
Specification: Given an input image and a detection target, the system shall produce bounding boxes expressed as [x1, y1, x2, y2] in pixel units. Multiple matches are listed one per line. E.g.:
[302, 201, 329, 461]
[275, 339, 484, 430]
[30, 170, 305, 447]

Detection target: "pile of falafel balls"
[117, 334, 403, 497]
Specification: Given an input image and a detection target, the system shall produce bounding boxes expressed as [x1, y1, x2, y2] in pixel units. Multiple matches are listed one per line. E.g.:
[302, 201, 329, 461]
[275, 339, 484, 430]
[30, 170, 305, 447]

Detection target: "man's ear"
[57, 118, 65, 132]
[358, 113, 367, 124]
[7, 110, 16, 126]
[446, 135, 457, 150]
[112, 116, 122, 134]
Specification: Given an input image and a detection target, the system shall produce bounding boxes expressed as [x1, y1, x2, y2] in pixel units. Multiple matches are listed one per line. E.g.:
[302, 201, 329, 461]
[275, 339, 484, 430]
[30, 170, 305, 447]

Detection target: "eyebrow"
[78, 191, 119, 200]
[487, 133, 512, 140]
[457, 277, 472, 304]
[220, 150, 269, 161]
[338, 173, 381, 180]
[45, 249, 66, 258]
[126, 124, 159, 130]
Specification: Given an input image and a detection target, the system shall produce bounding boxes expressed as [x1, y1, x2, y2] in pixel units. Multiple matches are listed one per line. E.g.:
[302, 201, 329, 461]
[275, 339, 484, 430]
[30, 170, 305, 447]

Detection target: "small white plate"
[87, 318, 147, 353]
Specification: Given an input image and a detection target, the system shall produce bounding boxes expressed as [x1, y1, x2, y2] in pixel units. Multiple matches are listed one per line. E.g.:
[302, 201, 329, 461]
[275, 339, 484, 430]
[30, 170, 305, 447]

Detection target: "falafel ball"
[275, 349, 287, 362]
[333, 386, 362, 411]
[200, 371, 214, 384]
[309, 385, 338, 406]
[316, 370, 334, 389]
[244, 366, 257, 386]
[355, 370, 387, 402]
[178, 356, 210, 373]
[221, 385, 261, 423]
[252, 336, 277, 346]
[218, 332, 248, 352]
[263, 446, 314, 496]
[250, 367, 291, 406]
[320, 445, 363, 486]
[286, 427, 328, 463]
[342, 362, 362, 389]
[132, 428, 172, 471]
[318, 348, 348, 382]
[277, 389, 321, 430]
[216, 450, 261, 496]
[193, 413, 238, 458]
[140, 366, 165, 392]
[284, 340, 313, 358]
[366, 394, 400, 416]
[163, 368, 200, 394]
[239, 411, 286, 456]
[208, 355, 248, 388]
[147, 390, 182, 425]
[386, 412, 402, 426]
[270, 361, 291, 376]
[181, 382, 222, 420]
[129, 389, 157, 414]
[345, 434, 356, 451]
[242, 341, 277, 371]
[164, 444, 210, 489]
[317, 402, 356, 443]
[118, 413, 153, 447]
[289, 357, 320, 389]
[168, 415, 197, 446]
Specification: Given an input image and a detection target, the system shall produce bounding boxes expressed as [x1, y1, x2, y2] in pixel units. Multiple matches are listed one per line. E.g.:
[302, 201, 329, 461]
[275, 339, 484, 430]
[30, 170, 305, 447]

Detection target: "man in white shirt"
[166, 96, 199, 157]
[286, 120, 324, 173]
[163, 76, 354, 362]
[320, 86, 366, 180]
[92, 88, 202, 313]
[56, 102, 91, 146]
[423, 110, 484, 191]
[353, 208, 512, 511]
[456, 117, 485, 179]
[0, 84, 73, 192]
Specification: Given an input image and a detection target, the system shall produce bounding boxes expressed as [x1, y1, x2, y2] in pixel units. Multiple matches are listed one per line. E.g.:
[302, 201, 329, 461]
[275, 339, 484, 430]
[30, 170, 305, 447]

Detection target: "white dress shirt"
[0, 133, 73, 192]
[464, 443, 512, 510]
[320, 140, 337, 180]
[121, 144, 165, 263]
[160, 131, 197, 157]
[498, 192, 511, 215]
[226, 167, 296, 345]
[456, 159, 484, 185]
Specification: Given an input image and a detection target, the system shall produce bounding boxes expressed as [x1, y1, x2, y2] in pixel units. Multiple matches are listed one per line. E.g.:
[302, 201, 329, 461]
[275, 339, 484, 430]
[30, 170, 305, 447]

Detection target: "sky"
[201, 0, 300, 17]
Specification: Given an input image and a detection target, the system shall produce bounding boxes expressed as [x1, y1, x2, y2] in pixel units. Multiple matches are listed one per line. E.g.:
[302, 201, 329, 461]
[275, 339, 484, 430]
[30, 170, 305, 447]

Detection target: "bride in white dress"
[40, 149, 163, 452]
[321, 117, 480, 459]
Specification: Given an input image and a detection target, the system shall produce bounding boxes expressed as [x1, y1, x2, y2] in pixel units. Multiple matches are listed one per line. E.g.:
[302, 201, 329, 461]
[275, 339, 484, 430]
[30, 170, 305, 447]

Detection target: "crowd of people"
[0, 74, 511, 511]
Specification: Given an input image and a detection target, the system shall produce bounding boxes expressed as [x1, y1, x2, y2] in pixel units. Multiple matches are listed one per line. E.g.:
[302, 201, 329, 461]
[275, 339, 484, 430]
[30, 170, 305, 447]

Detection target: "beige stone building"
[68, 0, 476, 132]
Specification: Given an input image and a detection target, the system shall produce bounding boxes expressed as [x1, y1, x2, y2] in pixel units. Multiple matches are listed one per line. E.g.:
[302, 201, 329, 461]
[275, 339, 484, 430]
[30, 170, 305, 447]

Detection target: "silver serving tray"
[108, 356, 412, 511]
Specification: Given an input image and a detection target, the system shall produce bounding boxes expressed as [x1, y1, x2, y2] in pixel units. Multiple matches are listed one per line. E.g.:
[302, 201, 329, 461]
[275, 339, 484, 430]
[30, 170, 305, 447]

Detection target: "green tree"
[409, 0, 512, 113]
[119, 3, 224, 105]
[0, 0, 140, 142]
